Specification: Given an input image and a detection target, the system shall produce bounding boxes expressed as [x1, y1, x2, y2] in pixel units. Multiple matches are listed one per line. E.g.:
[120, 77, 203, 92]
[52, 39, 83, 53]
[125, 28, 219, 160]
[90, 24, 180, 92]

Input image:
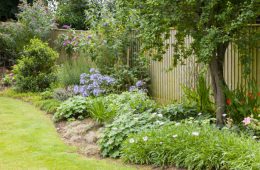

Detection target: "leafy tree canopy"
[115, 0, 259, 126]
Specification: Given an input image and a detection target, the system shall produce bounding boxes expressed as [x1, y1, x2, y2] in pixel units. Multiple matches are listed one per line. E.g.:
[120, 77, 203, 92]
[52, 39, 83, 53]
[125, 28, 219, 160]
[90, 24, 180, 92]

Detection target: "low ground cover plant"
[122, 121, 260, 169]
[99, 109, 170, 158]
[53, 96, 88, 121]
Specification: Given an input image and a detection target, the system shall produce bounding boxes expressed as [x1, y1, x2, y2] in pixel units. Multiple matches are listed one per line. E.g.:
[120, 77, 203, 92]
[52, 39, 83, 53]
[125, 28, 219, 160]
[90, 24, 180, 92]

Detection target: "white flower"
[143, 136, 148, 142]
[175, 123, 181, 126]
[159, 142, 163, 145]
[129, 138, 135, 143]
[156, 120, 165, 126]
[253, 136, 257, 139]
[222, 114, 227, 117]
[192, 132, 199, 136]
[198, 112, 202, 116]
[172, 134, 178, 138]
[157, 114, 163, 118]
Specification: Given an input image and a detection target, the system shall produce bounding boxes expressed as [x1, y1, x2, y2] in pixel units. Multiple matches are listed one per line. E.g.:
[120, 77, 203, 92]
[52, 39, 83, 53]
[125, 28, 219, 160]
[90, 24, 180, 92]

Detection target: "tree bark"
[209, 43, 229, 127]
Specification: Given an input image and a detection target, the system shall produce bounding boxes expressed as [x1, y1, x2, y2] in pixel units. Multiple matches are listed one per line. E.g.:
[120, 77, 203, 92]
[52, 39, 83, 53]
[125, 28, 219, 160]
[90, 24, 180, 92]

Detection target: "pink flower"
[242, 117, 251, 125]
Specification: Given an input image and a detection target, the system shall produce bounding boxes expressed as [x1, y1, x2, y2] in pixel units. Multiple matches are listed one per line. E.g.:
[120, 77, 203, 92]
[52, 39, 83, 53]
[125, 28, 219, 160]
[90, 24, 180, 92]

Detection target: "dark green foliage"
[108, 57, 150, 92]
[122, 121, 260, 169]
[0, 22, 28, 68]
[116, 0, 259, 125]
[56, 0, 89, 30]
[13, 38, 58, 92]
[161, 104, 199, 121]
[0, 0, 19, 21]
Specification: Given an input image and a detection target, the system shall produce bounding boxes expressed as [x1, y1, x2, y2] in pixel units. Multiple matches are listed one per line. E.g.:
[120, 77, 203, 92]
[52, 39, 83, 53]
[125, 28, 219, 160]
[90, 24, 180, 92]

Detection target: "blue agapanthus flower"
[74, 68, 116, 97]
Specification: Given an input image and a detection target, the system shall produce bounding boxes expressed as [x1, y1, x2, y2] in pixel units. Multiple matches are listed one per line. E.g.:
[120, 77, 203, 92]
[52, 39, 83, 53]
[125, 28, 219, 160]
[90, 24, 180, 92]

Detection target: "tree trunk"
[209, 43, 229, 127]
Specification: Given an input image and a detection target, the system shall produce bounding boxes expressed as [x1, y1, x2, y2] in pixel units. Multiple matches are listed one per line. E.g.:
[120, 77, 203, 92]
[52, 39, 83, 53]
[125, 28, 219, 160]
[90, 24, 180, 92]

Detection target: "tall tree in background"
[0, 0, 34, 21]
[0, 0, 19, 21]
[117, 0, 259, 126]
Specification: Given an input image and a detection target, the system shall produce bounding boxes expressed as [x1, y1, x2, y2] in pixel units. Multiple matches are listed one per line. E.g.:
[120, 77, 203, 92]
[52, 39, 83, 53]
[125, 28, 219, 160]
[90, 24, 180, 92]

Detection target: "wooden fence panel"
[149, 26, 260, 104]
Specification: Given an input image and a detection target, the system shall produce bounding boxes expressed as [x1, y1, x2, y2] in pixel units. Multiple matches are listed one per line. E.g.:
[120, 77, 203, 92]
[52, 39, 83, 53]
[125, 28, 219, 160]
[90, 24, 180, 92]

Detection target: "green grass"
[0, 97, 135, 170]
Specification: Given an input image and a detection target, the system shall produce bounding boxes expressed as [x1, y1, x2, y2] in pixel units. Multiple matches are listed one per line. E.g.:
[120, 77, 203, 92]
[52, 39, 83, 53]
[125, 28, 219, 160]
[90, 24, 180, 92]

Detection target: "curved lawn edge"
[0, 97, 137, 170]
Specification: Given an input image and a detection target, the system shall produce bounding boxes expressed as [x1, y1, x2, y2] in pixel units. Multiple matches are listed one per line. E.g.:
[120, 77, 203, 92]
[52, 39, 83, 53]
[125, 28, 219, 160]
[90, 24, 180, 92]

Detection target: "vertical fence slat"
[148, 26, 260, 104]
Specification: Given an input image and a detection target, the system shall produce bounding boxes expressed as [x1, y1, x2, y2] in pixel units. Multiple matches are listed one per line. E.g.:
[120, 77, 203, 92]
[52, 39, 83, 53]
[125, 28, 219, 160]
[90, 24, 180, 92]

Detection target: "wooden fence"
[49, 27, 260, 104]
[149, 26, 260, 103]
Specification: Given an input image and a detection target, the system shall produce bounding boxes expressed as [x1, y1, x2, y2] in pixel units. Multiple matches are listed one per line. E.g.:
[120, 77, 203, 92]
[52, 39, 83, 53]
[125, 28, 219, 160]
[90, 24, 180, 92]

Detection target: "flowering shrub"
[18, 0, 56, 39]
[225, 82, 260, 125]
[122, 121, 260, 169]
[57, 29, 90, 57]
[74, 68, 116, 97]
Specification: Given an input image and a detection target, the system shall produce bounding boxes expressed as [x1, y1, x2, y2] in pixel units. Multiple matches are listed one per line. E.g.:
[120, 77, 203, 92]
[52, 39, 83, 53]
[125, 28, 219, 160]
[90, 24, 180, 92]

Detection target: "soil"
[55, 118, 103, 158]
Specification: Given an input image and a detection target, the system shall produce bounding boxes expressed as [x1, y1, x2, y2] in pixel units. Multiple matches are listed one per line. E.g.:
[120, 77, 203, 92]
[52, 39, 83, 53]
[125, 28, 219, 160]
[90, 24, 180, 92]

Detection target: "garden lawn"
[0, 97, 134, 170]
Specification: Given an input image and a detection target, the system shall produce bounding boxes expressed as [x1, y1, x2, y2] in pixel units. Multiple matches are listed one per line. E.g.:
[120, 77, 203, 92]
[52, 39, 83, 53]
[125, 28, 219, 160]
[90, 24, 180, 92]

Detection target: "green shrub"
[122, 122, 260, 169]
[0, 22, 28, 67]
[56, 0, 89, 30]
[13, 38, 58, 92]
[99, 109, 170, 158]
[53, 96, 88, 121]
[108, 58, 150, 92]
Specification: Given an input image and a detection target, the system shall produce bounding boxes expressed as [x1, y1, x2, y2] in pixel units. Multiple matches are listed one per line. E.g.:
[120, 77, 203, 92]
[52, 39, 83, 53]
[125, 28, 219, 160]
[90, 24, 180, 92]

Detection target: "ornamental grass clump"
[122, 121, 260, 169]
